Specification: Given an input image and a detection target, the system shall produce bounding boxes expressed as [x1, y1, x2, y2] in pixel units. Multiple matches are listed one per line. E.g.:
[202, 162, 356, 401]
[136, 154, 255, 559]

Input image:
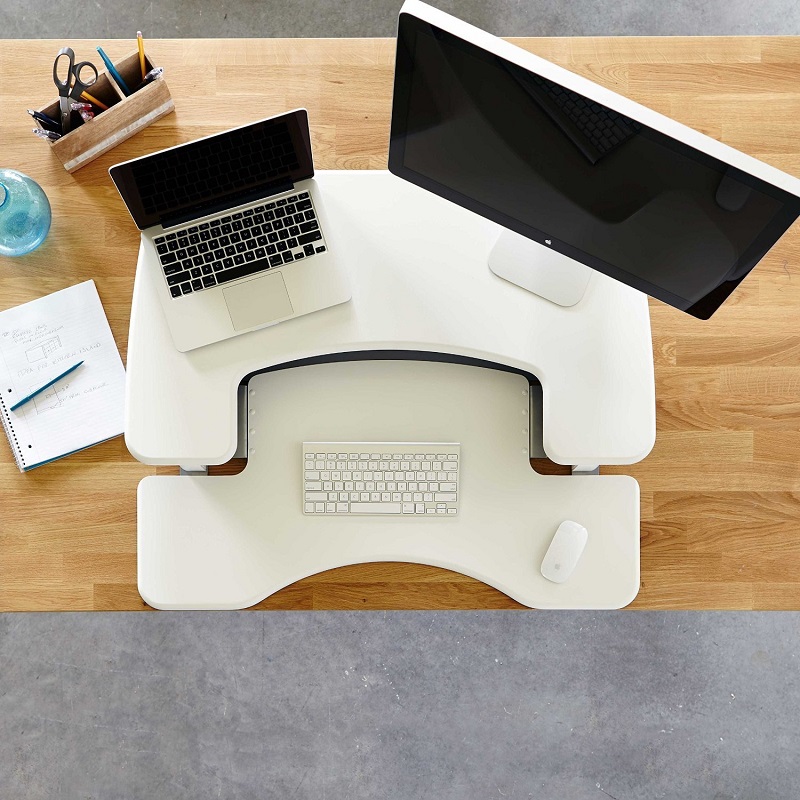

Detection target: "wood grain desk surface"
[1, 37, 799, 611]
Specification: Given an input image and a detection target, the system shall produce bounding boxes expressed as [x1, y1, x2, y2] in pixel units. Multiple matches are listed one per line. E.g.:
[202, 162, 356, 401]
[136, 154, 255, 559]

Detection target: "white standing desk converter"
[126, 170, 656, 610]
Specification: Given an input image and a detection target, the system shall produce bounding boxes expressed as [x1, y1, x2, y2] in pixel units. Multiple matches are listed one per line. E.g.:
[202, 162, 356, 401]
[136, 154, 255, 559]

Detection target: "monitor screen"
[389, 9, 800, 318]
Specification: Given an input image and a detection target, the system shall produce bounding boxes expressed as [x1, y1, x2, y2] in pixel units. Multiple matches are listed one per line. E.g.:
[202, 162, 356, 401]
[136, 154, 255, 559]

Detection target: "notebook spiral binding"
[0, 392, 26, 471]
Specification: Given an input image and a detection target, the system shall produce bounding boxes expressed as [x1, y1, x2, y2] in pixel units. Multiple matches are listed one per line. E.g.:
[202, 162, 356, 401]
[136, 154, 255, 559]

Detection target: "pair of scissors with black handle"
[52, 47, 98, 134]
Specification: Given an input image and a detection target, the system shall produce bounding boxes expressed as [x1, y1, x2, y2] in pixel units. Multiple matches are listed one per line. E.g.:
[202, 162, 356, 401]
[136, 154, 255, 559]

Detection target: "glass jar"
[0, 169, 52, 257]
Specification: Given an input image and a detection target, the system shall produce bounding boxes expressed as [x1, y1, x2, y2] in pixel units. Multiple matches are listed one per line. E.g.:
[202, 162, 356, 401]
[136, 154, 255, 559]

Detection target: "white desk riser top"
[138, 360, 641, 610]
[125, 171, 656, 469]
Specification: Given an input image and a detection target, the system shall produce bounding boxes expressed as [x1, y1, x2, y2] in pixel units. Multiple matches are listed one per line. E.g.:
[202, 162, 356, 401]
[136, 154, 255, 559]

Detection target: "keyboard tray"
[138, 359, 640, 609]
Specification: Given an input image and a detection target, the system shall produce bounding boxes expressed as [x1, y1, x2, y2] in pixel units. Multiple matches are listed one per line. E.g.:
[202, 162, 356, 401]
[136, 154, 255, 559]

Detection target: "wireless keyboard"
[302, 442, 460, 516]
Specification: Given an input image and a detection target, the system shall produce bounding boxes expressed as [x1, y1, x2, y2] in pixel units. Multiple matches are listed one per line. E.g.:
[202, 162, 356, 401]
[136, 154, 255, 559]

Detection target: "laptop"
[109, 109, 351, 352]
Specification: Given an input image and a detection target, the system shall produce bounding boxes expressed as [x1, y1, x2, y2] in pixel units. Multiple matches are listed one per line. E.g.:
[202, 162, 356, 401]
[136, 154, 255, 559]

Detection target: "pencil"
[137, 31, 146, 80]
[80, 91, 109, 111]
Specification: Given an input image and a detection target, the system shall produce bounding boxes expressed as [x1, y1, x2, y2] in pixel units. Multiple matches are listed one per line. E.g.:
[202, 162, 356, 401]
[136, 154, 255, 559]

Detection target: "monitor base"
[488, 229, 592, 306]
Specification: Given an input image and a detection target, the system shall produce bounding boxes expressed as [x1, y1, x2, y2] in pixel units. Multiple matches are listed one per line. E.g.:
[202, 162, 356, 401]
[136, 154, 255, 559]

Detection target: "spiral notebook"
[0, 280, 126, 472]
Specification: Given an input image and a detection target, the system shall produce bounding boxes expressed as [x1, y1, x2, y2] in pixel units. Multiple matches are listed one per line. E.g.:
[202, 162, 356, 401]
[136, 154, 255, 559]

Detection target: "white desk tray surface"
[126, 170, 655, 470]
[138, 360, 640, 610]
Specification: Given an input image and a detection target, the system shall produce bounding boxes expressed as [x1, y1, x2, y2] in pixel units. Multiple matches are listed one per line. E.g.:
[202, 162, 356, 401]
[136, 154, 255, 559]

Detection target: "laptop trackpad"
[223, 273, 294, 331]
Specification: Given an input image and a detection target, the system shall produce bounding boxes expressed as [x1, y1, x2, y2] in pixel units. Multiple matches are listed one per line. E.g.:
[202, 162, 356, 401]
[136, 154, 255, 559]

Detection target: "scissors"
[52, 47, 99, 134]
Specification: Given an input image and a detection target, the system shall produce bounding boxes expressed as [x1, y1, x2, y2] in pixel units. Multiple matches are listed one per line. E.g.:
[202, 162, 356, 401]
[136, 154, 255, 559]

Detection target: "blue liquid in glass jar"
[0, 169, 52, 257]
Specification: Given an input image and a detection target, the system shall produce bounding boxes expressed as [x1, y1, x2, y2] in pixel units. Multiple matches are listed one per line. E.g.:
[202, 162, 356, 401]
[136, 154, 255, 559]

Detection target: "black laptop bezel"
[109, 109, 314, 231]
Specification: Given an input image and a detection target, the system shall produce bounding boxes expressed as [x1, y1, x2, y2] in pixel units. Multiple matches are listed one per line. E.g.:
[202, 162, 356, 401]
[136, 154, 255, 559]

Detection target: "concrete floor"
[3, 1, 800, 797]
[1, 0, 800, 38]
[2, 611, 799, 799]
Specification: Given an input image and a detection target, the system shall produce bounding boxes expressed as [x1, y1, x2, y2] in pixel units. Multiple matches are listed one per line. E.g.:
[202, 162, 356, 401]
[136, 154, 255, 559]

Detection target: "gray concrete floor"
[2, 611, 800, 799]
[1, 0, 800, 38]
[3, 1, 800, 796]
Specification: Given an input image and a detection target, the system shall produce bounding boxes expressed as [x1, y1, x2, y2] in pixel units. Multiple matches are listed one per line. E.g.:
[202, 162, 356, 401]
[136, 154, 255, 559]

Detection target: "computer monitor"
[388, 0, 800, 318]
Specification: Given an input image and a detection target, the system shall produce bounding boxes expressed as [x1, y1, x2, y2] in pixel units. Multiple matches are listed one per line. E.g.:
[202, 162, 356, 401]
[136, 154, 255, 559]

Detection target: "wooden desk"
[1, 37, 799, 611]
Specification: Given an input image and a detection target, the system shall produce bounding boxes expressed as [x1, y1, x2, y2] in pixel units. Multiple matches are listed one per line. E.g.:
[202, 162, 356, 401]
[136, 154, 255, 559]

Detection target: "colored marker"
[10, 361, 84, 412]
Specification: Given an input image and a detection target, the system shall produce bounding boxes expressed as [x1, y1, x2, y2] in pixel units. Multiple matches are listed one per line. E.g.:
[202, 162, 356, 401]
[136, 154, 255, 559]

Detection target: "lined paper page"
[0, 281, 125, 470]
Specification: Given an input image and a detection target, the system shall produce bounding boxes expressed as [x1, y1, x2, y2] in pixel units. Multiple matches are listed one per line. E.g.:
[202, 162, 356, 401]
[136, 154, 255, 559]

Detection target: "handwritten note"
[0, 281, 125, 471]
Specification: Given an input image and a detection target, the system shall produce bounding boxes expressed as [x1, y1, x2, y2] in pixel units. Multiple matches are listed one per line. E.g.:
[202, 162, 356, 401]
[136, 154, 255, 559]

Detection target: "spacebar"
[215, 257, 272, 284]
[349, 503, 402, 514]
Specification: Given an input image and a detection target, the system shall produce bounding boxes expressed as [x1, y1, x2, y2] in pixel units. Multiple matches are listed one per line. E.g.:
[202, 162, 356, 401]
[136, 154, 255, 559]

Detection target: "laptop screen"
[110, 109, 314, 230]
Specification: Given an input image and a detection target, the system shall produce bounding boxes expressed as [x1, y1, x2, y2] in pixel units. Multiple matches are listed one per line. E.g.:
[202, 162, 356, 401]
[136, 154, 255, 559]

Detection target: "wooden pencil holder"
[37, 49, 175, 173]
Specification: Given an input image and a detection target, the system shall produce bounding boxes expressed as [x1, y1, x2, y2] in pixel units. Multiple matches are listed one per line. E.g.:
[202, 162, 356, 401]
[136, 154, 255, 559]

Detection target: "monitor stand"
[488, 229, 593, 306]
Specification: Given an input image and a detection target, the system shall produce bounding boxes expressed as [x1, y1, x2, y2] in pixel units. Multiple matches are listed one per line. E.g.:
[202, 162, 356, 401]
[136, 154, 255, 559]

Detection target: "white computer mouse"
[540, 520, 588, 583]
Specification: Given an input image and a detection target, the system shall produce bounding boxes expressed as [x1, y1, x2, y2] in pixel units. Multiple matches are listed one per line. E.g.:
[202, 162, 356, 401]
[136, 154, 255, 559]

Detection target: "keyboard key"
[216, 256, 277, 285]
[299, 220, 319, 233]
[191, 278, 203, 291]
[269, 254, 283, 267]
[181, 281, 192, 294]
[202, 275, 216, 288]
[154, 235, 166, 244]
[167, 271, 189, 286]
[160, 252, 177, 264]
[298, 231, 322, 245]
[315, 246, 326, 253]
[170, 285, 182, 297]
[304, 244, 315, 256]
[282, 252, 294, 263]
[349, 503, 401, 514]
[163, 264, 183, 276]
[202, 264, 213, 274]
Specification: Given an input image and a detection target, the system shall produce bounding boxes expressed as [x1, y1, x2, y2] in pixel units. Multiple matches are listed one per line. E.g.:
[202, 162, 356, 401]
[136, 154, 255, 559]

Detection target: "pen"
[136, 66, 164, 90]
[10, 361, 84, 412]
[70, 102, 94, 123]
[137, 31, 146, 80]
[32, 127, 62, 141]
[27, 108, 61, 133]
[96, 46, 131, 96]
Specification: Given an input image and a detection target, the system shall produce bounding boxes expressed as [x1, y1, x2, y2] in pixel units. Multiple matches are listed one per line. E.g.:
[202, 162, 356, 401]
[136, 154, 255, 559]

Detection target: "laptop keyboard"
[154, 191, 327, 298]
